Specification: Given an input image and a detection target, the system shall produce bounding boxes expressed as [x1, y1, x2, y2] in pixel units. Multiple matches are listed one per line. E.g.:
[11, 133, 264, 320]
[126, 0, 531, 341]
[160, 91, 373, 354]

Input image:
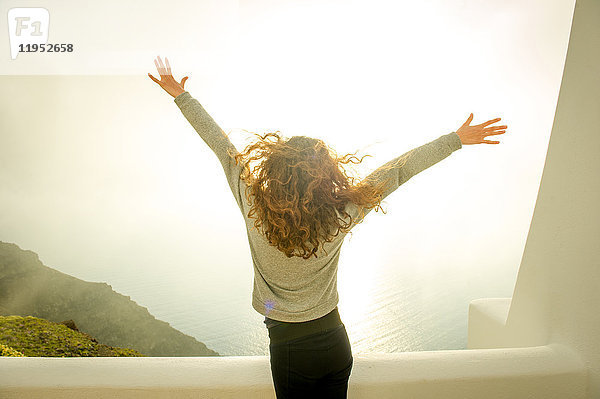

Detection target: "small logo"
[7, 7, 49, 60]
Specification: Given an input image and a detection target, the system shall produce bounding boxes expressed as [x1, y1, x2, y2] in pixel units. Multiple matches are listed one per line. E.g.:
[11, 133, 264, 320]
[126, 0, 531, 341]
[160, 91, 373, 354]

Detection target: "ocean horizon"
[62, 237, 516, 356]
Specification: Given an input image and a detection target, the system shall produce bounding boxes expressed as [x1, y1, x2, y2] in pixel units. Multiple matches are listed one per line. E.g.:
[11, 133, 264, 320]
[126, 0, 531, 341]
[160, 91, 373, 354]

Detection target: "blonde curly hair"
[228, 131, 410, 259]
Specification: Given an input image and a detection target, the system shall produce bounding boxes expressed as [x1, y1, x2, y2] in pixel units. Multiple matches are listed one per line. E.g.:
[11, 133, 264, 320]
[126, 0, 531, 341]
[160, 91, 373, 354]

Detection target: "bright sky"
[0, 0, 576, 347]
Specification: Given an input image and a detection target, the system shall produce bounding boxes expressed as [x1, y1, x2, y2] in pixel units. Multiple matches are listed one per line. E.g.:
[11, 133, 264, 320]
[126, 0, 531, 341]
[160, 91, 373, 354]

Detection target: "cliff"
[0, 241, 219, 357]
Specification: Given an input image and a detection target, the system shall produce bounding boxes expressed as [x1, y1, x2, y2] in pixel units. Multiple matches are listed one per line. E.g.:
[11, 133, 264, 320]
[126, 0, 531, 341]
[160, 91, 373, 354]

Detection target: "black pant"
[268, 323, 354, 398]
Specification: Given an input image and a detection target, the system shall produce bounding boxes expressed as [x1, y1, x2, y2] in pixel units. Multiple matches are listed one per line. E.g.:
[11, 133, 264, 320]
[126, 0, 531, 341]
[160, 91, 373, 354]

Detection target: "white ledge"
[0, 342, 587, 399]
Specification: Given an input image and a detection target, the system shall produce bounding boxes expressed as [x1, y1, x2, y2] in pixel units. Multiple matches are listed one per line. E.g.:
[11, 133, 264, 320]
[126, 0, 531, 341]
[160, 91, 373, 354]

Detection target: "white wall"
[480, 0, 600, 394]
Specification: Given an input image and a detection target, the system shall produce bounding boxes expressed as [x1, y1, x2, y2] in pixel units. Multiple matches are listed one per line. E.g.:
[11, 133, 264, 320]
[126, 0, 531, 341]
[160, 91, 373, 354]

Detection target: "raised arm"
[347, 114, 508, 227]
[148, 56, 245, 213]
[365, 131, 462, 202]
[346, 132, 462, 226]
[173, 91, 245, 213]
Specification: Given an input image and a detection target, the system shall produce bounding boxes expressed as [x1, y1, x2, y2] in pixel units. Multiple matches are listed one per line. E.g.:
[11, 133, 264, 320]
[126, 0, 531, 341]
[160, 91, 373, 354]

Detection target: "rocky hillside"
[0, 241, 219, 357]
[0, 315, 144, 357]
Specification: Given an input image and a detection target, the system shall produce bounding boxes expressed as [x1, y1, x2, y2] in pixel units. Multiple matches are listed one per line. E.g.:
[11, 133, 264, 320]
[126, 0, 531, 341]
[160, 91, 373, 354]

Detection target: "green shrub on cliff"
[0, 343, 25, 356]
[0, 315, 144, 357]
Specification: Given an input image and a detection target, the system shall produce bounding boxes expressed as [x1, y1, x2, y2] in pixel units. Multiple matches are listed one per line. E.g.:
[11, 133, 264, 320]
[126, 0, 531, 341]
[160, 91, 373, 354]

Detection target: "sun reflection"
[337, 232, 387, 354]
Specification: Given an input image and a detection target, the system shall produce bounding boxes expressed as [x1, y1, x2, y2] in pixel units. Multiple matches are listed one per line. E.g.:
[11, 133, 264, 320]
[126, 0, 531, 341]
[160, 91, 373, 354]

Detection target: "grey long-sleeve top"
[173, 91, 463, 323]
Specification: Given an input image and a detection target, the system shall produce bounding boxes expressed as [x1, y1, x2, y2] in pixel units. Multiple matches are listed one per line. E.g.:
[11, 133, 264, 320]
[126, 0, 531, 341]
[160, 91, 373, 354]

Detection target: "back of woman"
[148, 55, 507, 398]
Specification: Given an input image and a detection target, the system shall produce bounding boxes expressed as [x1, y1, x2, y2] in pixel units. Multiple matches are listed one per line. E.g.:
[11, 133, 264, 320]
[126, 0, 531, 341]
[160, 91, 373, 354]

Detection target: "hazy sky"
[1, 0, 575, 330]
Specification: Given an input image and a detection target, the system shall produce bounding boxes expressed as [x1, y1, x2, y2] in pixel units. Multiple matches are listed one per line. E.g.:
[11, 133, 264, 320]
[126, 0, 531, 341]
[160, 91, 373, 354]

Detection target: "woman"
[148, 56, 507, 398]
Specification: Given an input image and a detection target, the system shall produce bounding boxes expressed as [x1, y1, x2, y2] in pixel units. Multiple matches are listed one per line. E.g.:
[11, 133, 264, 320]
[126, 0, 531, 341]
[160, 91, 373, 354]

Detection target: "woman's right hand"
[455, 113, 507, 145]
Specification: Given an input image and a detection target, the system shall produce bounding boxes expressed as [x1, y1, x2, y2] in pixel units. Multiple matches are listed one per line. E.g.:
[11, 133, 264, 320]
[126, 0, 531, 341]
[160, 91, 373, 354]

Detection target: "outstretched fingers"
[481, 128, 506, 144]
[478, 117, 502, 128]
[484, 127, 508, 137]
[165, 57, 172, 74]
[154, 58, 164, 77]
[484, 130, 506, 136]
[155, 56, 172, 77]
[462, 113, 474, 127]
[148, 73, 161, 84]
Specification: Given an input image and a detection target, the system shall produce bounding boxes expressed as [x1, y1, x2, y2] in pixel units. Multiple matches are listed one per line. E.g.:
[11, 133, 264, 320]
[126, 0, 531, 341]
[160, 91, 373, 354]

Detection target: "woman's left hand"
[148, 56, 189, 98]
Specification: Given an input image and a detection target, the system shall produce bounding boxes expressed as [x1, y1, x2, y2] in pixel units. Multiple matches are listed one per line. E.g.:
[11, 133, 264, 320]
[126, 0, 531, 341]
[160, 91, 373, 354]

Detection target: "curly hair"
[227, 131, 411, 260]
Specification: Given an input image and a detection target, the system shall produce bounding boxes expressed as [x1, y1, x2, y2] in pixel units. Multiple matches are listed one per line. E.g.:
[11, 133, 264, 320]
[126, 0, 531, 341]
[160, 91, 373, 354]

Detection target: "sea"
[74, 232, 517, 357]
